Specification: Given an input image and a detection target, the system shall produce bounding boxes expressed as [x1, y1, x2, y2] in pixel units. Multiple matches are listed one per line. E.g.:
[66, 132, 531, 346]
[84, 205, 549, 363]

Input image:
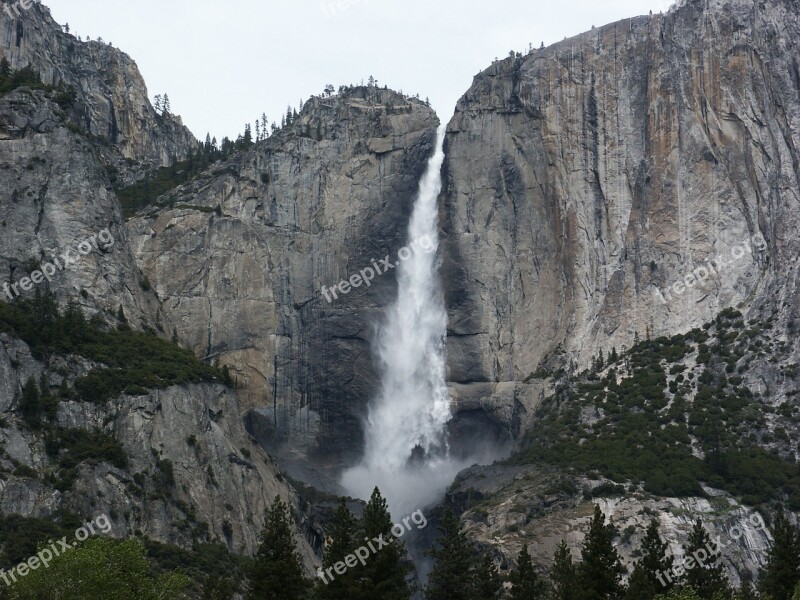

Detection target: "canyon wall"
[442, 0, 800, 433]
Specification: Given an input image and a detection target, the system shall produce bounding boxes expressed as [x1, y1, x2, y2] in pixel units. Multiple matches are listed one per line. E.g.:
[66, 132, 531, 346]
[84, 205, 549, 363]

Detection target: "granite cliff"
[442, 0, 800, 437]
[2, 0, 800, 591]
[439, 0, 800, 578]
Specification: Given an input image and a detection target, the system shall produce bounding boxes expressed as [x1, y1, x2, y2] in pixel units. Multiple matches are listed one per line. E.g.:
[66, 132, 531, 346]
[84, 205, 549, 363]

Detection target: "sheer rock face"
[0, 89, 164, 327]
[0, 332, 320, 561]
[126, 90, 439, 470]
[0, 91, 319, 566]
[441, 0, 800, 431]
[0, 4, 317, 564]
[0, 1, 197, 173]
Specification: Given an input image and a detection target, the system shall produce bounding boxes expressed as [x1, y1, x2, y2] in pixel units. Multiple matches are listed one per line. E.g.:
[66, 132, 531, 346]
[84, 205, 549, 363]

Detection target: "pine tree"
[510, 544, 546, 600]
[243, 123, 252, 147]
[736, 581, 757, 600]
[759, 511, 799, 600]
[162, 94, 171, 114]
[315, 498, 360, 599]
[681, 520, 728, 600]
[610, 346, 619, 363]
[473, 553, 502, 599]
[578, 505, 626, 600]
[20, 376, 41, 428]
[153, 94, 162, 113]
[0, 57, 11, 82]
[247, 497, 308, 600]
[202, 575, 234, 599]
[626, 520, 673, 600]
[551, 541, 577, 600]
[426, 508, 476, 600]
[359, 488, 409, 599]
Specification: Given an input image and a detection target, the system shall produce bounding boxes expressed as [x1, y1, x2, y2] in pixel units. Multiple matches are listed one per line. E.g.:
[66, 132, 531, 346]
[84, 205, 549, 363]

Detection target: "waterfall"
[342, 125, 470, 517]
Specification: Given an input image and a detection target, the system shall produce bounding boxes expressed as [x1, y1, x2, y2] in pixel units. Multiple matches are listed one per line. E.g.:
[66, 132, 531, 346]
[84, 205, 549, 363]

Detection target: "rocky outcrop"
[0, 0, 197, 174]
[438, 0, 800, 583]
[450, 464, 772, 587]
[127, 89, 439, 473]
[0, 89, 163, 326]
[0, 332, 319, 563]
[441, 0, 800, 434]
[0, 3, 316, 568]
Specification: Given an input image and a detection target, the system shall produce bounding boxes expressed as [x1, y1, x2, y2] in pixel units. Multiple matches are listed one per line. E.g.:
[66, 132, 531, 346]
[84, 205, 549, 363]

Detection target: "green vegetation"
[508, 545, 545, 600]
[426, 507, 484, 600]
[143, 540, 250, 598]
[682, 520, 729, 599]
[44, 427, 128, 490]
[0, 511, 81, 567]
[758, 511, 800, 600]
[2, 537, 191, 599]
[18, 376, 57, 430]
[115, 137, 245, 218]
[578, 505, 626, 600]
[0, 513, 246, 596]
[551, 540, 578, 600]
[315, 491, 410, 600]
[0, 57, 77, 108]
[0, 293, 229, 404]
[626, 521, 674, 600]
[514, 309, 800, 508]
[248, 497, 309, 600]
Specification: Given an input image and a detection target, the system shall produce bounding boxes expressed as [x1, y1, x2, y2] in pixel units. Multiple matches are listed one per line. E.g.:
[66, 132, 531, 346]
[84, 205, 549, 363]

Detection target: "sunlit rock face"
[441, 0, 800, 434]
[127, 89, 440, 470]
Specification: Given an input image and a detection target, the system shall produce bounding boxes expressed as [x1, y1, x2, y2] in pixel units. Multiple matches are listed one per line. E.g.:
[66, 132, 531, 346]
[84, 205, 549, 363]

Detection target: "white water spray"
[342, 126, 472, 517]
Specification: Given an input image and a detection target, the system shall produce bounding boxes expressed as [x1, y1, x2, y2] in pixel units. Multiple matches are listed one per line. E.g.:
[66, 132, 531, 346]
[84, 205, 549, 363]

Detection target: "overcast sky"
[43, 0, 673, 142]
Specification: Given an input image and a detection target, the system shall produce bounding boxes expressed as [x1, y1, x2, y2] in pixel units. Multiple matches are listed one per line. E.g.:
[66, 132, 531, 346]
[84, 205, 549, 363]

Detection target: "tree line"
[3, 496, 800, 599]
[425, 504, 800, 600]
[248, 500, 800, 600]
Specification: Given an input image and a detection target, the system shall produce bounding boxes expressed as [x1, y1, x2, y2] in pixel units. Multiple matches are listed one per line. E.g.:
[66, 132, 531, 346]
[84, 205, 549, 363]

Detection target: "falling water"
[342, 125, 471, 517]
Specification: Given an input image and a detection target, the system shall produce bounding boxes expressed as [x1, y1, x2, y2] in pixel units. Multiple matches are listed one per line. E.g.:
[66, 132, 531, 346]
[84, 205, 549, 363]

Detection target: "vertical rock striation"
[126, 90, 439, 474]
[442, 0, 800, 432]
[0, 0, 197, 171]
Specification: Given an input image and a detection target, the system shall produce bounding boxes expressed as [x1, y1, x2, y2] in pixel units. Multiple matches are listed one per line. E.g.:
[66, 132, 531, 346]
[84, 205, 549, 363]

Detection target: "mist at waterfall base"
[341, 125, 499, 519]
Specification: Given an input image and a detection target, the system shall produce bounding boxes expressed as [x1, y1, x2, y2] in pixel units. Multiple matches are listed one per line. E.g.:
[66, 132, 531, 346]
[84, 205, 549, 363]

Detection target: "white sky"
[42, 0, 673, 142]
